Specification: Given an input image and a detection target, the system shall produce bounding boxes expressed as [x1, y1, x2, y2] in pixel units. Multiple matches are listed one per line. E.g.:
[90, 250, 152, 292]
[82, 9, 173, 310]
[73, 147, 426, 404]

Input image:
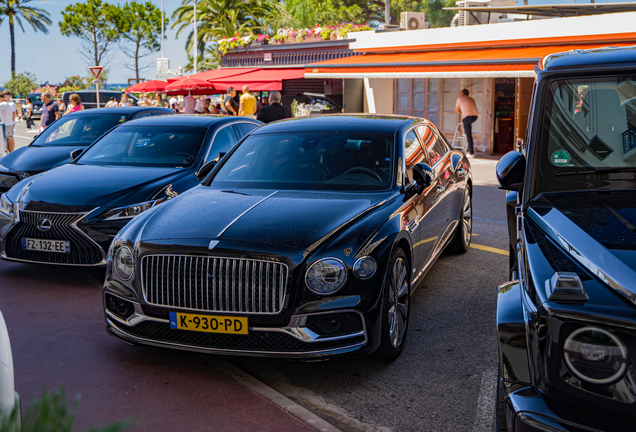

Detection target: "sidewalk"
[0, 259, 316, 432]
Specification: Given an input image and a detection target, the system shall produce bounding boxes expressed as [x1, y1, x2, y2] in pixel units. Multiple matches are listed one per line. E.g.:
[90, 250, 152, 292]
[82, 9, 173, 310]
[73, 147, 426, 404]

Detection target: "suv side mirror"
[196, 160, 217, 181]
[413, 163, 435, 192]
[496, 151, 525, 191]
[70, 148, 83, 161]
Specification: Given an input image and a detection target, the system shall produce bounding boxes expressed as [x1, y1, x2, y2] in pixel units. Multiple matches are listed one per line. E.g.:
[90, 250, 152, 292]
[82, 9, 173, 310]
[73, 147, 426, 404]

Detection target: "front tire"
[374, 248, 410, 360]
[495, 365, 508, 431]
[447, 185, 472, 254]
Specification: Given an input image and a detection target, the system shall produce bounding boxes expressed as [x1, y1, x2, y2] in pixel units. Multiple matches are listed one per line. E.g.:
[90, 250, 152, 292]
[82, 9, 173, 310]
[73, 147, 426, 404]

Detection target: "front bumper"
[506, 387, 611, 432]
[104, 293, 372, 358]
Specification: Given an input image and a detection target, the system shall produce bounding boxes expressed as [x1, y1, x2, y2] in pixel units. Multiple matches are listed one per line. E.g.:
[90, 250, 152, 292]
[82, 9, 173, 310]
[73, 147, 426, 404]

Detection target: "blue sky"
[0, 0, 624, 85]
[0, 0, 189, 85]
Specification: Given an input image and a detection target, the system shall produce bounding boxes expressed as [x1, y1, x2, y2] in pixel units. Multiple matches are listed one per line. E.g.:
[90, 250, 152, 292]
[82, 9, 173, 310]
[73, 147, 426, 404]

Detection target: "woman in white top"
[24, 97, 34, 131]
[119, 93, 131, 107]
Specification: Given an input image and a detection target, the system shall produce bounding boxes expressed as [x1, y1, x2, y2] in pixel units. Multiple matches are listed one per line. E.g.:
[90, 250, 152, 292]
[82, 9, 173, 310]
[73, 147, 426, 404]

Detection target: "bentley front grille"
[5, 211, 105, 265]
[141, 255, 288, 314]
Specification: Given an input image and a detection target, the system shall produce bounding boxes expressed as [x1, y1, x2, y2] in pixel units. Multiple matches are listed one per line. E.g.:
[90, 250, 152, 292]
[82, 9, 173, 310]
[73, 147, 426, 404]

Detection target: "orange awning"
[305, 42, 636, 78]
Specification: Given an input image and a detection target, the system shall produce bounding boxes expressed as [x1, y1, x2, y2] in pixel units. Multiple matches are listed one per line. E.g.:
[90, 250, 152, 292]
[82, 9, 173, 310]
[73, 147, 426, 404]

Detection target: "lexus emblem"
[36, 218, 52, 231]
[19, 172, 30, 180]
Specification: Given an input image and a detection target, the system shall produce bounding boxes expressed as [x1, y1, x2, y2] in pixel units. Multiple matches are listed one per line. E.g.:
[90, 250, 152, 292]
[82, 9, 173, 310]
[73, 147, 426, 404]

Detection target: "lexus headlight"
[0, 194, 13, 218]
[305, 258, 347, 295]
[113, 246, 134, 280]
[103, 199, 165, 221]
[563, 327, 628, 384]
[0, 164, 9, 172]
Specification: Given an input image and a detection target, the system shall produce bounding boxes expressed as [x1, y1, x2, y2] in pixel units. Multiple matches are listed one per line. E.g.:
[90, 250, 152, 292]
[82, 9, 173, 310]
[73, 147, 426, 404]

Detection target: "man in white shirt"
[0, 90, 16, 153]
[183, 91, 196, 114]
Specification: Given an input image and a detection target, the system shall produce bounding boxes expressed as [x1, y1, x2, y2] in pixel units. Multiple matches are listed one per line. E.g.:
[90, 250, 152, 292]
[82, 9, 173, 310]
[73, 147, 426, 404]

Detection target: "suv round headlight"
[353, 256, 377, 280]
[305, 258, 347, 295]
[563, 327, 628, 385]
[114, 246, 134, 281]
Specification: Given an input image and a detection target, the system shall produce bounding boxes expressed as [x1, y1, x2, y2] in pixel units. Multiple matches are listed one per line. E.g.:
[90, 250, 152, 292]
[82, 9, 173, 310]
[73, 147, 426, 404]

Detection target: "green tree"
[390, 0, 455, 28]
[59, 0, 123, 67]
[3, 71, 37, 97]
[119, 1, 168, 80]
[278, 0, 380, 29]
[0, 0, 52, 77]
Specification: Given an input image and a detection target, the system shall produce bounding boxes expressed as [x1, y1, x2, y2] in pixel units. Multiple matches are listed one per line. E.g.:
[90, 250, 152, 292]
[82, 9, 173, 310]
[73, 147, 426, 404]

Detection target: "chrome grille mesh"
[141, 255, 288, 314]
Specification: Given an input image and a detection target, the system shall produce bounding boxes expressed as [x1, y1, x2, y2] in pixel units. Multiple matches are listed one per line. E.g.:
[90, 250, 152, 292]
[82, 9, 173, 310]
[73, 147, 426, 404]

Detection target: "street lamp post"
[193, 0, 198, 74]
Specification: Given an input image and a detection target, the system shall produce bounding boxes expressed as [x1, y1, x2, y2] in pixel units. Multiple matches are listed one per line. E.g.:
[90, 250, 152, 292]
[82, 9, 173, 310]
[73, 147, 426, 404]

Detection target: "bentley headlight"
[103, 200, 164, 221]
[563, 327, 628, 384]
[306, 258, 347, 294]
[353, 256, 377, 280]
[0, 194, 13, 218]
[114, 246, 134, 280]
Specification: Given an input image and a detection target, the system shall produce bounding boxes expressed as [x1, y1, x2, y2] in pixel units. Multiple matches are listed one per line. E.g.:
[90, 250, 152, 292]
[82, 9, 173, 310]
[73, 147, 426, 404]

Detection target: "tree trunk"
[9, 21, 15, 77]
[93, 28, 99, 66]
[135, 40, 141, 80]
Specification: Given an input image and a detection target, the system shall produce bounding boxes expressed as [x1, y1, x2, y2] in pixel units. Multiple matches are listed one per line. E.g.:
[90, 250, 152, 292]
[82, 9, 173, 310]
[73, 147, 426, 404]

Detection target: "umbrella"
[126, 80, 168, 94]
[165, 75, 217, 95]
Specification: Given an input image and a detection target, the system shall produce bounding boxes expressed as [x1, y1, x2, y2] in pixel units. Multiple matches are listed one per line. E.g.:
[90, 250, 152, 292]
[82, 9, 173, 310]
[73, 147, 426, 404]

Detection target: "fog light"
[563, 327, 628, 384]
[318, 316, 342, 334]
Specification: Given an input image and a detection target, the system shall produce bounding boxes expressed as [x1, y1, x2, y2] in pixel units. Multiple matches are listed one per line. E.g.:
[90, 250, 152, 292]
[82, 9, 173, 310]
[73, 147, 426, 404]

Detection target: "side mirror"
[196, 160, 217, 181]
[413, 163, 435, 192]
[70, 148, 83, 161]
[496, 151, 525, 191]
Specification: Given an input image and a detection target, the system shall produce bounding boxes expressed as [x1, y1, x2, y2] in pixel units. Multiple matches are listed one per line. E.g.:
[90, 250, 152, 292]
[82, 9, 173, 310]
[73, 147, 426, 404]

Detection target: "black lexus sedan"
[102, 114, 473, 359]
[496, 46, 636, 432]
[0, 107, 172, 193]
[0, 115, 262, 266]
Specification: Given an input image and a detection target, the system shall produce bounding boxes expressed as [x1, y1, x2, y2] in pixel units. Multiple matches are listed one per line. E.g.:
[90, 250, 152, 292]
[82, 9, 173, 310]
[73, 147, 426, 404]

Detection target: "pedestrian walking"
[183, 91, 196, 114]
[119, 93, 131, 107]
[0, 90, 16, 153]
[224, 87, 238, 116]
[455, 89, 479, 157]
[56, 98, 66, 116]
[64, 94, 84, 115]
[238, 86, 257, 118]
[40, 92, 60, 132]
[24, 96, 35, 131]
[256, 91, 291, 124]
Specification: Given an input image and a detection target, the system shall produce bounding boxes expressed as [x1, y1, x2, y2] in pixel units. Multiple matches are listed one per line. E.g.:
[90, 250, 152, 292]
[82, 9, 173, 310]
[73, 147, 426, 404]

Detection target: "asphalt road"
[2, 119, 510, 431]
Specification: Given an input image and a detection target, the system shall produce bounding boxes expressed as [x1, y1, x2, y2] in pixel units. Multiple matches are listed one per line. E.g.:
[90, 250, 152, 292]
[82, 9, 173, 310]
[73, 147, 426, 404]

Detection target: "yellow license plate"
[169, 312, 248, 335]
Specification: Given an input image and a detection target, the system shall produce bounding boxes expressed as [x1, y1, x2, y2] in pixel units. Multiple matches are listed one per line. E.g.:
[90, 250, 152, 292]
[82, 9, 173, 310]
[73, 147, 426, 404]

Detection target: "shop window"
[394, 79, 425, 117]
[468, 79, 484, 134]
[427, 79, 439, 127]
[442, 79, 460, 131]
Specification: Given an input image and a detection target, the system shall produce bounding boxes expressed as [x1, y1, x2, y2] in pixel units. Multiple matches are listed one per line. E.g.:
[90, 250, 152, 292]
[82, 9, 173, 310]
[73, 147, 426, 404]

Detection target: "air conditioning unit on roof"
[400, 12, 427, 30]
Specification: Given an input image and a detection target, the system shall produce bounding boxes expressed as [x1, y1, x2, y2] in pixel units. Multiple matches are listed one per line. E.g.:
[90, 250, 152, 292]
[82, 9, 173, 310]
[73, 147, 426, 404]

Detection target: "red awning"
[304, 42, 636, 78]
[191, 67, 259, 81]
[212, 69, 305, 91]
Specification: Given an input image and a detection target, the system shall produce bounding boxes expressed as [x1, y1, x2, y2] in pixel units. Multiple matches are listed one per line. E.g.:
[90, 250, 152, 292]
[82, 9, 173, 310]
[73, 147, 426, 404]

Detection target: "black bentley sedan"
[102, 114, 473, 359]
[496, 46, 636, 432]
[0, 115, 261, 266]
[0, 107, 172, 192]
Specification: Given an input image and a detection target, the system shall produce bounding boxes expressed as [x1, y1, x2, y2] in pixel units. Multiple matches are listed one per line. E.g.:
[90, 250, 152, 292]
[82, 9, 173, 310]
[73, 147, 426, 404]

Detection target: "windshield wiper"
[555, 167, 636, 176]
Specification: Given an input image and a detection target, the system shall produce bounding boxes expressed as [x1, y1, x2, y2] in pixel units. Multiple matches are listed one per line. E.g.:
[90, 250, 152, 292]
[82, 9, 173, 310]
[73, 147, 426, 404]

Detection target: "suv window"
[542, 75, 636, 177]
[234, 122, 258, 138]
[417, 125, 447, 166]
[206, 125, 238, 162]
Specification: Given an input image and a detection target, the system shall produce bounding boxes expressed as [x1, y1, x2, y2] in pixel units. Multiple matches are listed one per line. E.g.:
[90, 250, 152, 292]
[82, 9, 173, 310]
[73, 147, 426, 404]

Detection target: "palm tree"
[0, 0, 52, 77]
[172, 0, 275, 70]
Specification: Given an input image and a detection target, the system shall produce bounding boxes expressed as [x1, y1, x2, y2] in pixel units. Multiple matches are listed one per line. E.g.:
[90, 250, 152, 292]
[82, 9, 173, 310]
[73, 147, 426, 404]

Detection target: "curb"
[213, 359, 343, 432]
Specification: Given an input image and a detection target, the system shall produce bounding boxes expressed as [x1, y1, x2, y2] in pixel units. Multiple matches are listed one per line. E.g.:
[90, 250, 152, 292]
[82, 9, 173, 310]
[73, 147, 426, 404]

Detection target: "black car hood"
[19, 164, 188, 209]
[0, 145, 79, 172]
[137, 187, 393, 251]
[531, 191, 636, 305]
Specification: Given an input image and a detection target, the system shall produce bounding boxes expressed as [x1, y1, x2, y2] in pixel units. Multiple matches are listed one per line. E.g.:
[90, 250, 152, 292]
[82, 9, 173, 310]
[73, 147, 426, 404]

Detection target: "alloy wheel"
[462, 188, 472, 246]
[388, 257, 409, 348]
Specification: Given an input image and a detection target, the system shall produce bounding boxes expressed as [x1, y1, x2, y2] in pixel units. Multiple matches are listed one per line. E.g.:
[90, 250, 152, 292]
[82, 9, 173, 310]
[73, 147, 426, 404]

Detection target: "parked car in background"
[0, 115, 261, 266]
[281, 93, 342, 114]
[496, 46, 636, 432]
[25, 92, 44, 119]
[62, 90, 139, 110]
[0, 107, 172, 193]
[102, 114, 472, 360]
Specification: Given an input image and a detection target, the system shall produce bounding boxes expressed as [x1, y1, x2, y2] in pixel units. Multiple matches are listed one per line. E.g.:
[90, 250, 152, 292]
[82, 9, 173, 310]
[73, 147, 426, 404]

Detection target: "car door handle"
[457, 168, 467, 177]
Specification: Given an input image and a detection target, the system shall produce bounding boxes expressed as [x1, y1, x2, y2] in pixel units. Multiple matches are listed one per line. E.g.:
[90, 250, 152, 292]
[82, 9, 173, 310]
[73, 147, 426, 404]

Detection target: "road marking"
[471, 243, 509, 256]
[474, 217, 507, 225]
[213, 359, 344, 432]
[13, 135, 34, 140]
[473, 369, 497, 432]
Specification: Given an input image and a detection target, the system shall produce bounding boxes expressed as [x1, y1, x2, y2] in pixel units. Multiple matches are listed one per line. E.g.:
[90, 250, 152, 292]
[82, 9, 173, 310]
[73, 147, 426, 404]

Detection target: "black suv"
[495, 46, 636, 431]
[0, 107, 171, 192]
[62, 90, 139, 110]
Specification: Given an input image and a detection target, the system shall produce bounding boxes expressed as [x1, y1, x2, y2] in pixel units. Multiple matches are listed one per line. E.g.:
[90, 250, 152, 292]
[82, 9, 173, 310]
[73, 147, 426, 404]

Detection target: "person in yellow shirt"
[238, 86, 257, 118]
